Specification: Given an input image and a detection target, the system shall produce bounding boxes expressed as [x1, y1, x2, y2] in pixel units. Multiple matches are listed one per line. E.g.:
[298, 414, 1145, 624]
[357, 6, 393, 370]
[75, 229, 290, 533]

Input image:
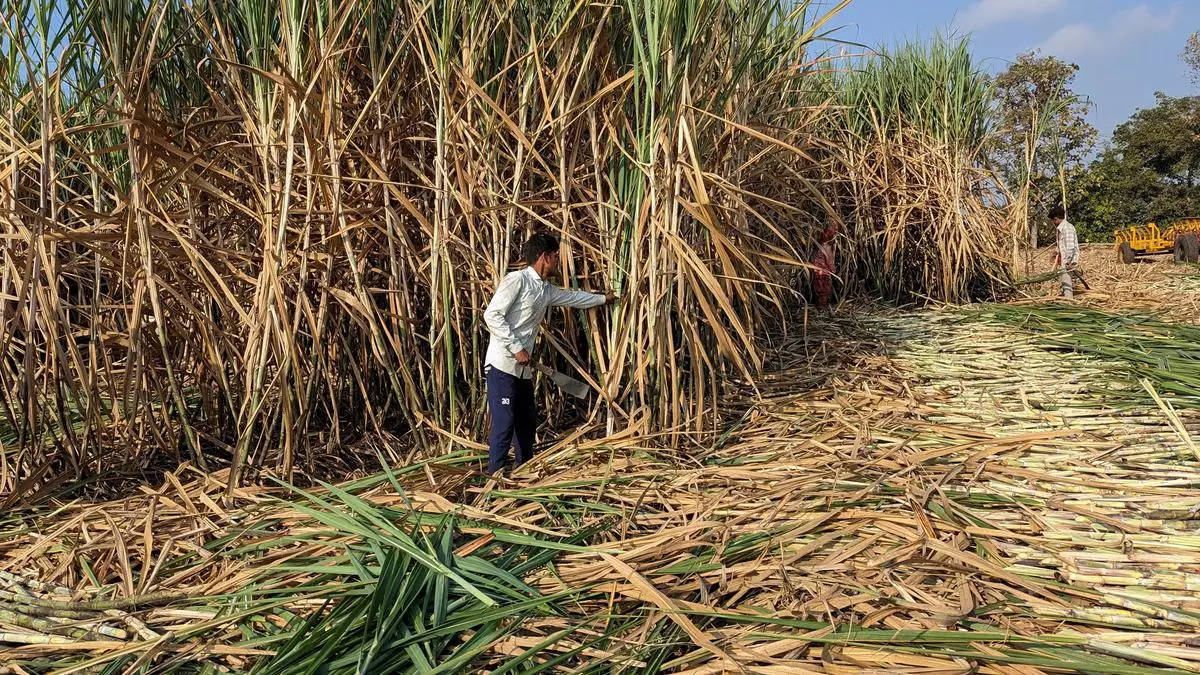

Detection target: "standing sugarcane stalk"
[0, 0, 1028, 502]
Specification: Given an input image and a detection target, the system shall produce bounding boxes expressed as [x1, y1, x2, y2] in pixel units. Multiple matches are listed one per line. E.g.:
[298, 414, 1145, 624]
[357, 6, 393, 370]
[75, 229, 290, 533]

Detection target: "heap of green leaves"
[971, 304, 1200, 405]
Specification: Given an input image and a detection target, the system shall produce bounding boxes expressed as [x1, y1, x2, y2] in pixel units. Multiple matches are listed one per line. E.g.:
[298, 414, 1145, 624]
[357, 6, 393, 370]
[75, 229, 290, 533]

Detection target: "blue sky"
[822, 0, 1200, 144]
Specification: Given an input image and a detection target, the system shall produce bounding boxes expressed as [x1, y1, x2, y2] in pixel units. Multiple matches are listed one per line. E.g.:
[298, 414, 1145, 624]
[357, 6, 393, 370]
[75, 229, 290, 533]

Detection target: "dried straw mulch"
[3, 253, 1200, 673]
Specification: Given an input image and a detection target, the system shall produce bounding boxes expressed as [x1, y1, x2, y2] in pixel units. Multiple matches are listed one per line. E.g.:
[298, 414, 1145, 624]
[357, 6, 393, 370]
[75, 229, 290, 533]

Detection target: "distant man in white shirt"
[1050, 206, 1083, 298]
[482, 233, 615, 477]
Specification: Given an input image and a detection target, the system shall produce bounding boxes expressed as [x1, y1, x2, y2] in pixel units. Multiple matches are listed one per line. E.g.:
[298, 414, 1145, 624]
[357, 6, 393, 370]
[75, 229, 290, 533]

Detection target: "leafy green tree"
[1072, 93, 1200, 240]
[990, 52, 1097, 249]
[1183, 31, 1200, 85]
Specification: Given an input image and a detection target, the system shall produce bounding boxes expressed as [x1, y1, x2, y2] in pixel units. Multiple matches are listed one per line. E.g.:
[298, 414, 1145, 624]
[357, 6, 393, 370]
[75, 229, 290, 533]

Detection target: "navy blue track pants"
[486, 366, 537, 473]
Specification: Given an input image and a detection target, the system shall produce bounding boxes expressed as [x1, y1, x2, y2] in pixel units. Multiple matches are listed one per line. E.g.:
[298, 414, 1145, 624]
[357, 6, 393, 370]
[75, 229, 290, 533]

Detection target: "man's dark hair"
[1048, 206, 1066, 221]
[522, 233, 559, 265]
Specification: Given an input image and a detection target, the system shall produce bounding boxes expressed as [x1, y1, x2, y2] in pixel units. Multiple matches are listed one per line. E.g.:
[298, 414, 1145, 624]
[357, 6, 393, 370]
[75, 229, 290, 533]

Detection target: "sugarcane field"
[8, 0, 1200, 673]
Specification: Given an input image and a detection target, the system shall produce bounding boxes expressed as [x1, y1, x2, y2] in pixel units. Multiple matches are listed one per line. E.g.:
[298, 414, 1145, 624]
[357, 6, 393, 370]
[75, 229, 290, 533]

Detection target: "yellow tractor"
[1114, 219, 1200, 264]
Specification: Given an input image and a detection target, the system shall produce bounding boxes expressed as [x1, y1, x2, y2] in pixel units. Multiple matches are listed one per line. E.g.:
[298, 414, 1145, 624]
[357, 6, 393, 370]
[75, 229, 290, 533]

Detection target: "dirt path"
[1021, 242, 1200, 318]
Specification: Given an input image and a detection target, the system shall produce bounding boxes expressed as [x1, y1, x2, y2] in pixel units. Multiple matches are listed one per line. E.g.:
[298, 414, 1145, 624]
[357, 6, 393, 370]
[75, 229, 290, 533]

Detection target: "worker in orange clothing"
[812, 224, 837, 309]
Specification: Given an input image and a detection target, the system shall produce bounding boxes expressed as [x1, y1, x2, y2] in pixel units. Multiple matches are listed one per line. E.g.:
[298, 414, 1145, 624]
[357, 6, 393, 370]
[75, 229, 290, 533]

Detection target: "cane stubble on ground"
[3, 248, 1200, 672]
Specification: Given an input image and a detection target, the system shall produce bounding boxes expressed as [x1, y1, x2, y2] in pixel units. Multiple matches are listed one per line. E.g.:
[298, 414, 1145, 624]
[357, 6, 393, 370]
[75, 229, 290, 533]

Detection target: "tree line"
[991, 36, 1200, 244]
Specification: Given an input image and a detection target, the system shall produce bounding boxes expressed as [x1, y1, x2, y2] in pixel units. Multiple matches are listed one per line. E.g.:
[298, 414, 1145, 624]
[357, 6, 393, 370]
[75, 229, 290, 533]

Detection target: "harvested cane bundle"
[4, 304, 1200, 672]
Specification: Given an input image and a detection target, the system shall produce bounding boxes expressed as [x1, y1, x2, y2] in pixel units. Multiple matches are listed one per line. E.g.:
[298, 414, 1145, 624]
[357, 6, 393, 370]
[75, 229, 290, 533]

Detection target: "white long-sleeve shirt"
[484, 266, 606, 378]
[1057, 219, 1080, 266]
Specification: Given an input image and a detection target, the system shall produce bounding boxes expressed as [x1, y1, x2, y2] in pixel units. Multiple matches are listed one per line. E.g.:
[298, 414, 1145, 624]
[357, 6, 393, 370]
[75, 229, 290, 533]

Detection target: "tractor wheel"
[1184, 234, 1195, 263]
[1119, 242, 1135, 264]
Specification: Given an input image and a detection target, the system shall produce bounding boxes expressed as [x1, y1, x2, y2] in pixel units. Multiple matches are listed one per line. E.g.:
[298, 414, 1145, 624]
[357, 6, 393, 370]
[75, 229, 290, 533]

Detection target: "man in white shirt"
[1050, 206, 1083, 298]
[482, 233, 615, 477]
